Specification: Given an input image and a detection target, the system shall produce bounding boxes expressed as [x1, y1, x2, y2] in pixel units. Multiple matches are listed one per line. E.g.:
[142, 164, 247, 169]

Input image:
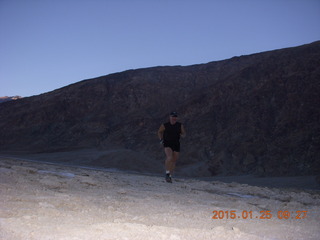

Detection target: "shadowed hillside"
[0, 41, 319, 177]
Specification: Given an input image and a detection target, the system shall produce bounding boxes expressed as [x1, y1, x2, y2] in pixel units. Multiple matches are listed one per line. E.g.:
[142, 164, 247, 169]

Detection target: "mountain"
[0, 41, 319, 177]
[0, 96, 22, 103]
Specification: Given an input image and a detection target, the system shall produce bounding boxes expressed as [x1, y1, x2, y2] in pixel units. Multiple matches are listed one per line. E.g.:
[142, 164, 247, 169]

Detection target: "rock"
[0, 96, 22, 103]
[243, 154, 255, 166]
[232, 227, 240, 233]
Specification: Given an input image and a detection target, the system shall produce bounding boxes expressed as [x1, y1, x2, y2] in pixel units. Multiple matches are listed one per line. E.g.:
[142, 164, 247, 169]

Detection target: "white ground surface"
[1, 157, 319, 240]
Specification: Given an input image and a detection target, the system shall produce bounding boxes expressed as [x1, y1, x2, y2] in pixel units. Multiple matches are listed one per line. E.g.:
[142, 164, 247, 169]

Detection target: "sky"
[1, 0, 320, 97]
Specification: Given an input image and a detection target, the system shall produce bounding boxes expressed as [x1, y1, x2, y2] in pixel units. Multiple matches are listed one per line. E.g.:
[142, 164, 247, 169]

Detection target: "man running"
[158, 112, 186, 183]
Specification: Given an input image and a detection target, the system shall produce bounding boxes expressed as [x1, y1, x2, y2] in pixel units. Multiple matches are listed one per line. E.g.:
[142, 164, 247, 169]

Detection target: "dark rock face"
[0, 41, 319, 177]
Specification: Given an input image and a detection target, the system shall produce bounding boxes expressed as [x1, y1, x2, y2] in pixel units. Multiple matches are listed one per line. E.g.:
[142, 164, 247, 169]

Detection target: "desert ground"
[1, 155, 319, 240]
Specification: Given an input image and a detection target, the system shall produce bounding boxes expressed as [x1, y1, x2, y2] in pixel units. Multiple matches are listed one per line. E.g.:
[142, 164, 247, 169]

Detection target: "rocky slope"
[0, 96, 22, 103]
[0, 41, 319, 177]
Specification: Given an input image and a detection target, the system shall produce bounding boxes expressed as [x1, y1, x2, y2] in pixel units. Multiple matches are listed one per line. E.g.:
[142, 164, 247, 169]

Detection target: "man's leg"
[164, 147, 173, 173]
[164, 147, 175, 182]
[169, 151, 179, 173]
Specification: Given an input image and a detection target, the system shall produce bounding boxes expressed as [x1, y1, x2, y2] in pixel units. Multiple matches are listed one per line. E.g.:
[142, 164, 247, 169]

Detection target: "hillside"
[0, 41, 319, 177]
[0, 96, 22, 103]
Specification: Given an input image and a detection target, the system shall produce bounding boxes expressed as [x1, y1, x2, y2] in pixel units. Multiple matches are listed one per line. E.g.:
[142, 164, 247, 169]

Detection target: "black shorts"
[163, 141, 180, 152]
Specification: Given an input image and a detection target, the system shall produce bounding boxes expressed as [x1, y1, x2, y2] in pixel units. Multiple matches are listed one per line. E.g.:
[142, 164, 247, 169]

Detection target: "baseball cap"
[170, 111, 178, 117]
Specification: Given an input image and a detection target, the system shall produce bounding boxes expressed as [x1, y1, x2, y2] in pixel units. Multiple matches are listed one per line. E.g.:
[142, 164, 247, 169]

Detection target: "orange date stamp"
[212, 210, 308, 220]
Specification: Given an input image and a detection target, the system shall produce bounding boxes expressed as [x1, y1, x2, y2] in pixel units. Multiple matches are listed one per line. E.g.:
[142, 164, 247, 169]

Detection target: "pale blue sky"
[1, 0, 319, 97]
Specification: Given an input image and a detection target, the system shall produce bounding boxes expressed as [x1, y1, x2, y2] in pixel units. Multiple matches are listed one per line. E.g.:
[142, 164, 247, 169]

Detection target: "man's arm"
[180, 124, 186, 138]
[158, 124, 165, 140]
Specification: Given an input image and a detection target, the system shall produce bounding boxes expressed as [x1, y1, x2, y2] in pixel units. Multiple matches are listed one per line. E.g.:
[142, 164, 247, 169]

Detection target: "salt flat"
[1, 157, 319, 240]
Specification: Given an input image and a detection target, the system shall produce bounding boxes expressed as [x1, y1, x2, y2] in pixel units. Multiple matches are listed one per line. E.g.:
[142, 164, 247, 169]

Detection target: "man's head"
[169, 111, 178, 124]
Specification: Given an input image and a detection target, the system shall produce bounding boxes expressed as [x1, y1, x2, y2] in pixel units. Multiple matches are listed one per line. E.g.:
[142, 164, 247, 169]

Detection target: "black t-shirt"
[163, 122, 181, 142]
